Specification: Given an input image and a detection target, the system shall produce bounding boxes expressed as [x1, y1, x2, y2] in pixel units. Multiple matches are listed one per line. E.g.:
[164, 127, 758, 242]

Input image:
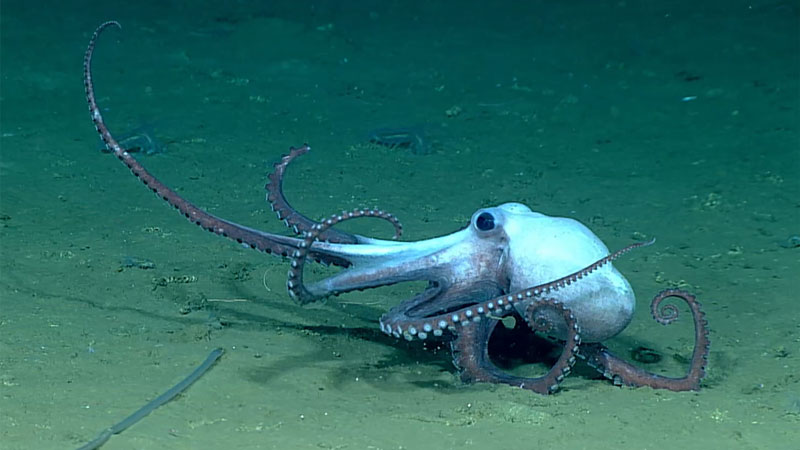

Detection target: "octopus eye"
[475, 212, 495, 231]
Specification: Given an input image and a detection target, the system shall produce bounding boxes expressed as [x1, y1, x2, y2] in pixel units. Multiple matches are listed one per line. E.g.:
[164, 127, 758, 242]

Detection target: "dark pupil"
[476, 212, 495, 231]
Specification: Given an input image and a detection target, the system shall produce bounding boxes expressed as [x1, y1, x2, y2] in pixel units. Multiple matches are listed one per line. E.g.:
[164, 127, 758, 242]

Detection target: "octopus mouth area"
[387, 281, 492, 321]
[404, 300, 480, 320]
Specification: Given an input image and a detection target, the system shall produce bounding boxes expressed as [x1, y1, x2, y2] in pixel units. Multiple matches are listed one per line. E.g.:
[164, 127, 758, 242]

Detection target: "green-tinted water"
[1, 1, 798, 449]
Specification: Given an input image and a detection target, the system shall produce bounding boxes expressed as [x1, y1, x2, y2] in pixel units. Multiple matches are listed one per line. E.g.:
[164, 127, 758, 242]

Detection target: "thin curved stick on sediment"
[76, 348, 224, 450]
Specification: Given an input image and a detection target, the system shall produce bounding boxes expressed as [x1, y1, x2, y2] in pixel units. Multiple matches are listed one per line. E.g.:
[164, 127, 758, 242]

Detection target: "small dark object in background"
[630, 346, 662, 364]
[120, 256, 156, 270]
[779, 235, 800, 249]
[367, 126, 430, 155]
[676, 70, 703, 82]
[99, 123, 165, 155]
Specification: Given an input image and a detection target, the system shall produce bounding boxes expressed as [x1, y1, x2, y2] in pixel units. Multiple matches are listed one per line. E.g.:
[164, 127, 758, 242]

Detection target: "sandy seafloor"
[1, 1, 798, 449]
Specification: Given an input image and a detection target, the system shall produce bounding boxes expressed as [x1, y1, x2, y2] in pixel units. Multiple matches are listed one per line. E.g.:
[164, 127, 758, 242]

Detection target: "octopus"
[83, 21, 710, 394]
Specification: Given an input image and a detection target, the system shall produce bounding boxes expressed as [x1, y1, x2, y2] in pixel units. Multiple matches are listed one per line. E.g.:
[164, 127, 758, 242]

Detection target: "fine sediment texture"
[76, 348, 224, 450]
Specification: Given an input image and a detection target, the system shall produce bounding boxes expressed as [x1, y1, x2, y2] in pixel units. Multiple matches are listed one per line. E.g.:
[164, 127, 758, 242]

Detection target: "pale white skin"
[305, 202, 636, 343]
[83, 22, 635, 346]
[499, 203, 635, 342]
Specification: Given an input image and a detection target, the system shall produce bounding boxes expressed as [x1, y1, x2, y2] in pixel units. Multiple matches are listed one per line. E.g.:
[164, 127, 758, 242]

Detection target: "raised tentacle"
[287, 208, 404, 304]
[266, 145, 404, 243]
[451, 298, 581, 394]
[581, 289, 710, 391]
[84, 22, 351, 266]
